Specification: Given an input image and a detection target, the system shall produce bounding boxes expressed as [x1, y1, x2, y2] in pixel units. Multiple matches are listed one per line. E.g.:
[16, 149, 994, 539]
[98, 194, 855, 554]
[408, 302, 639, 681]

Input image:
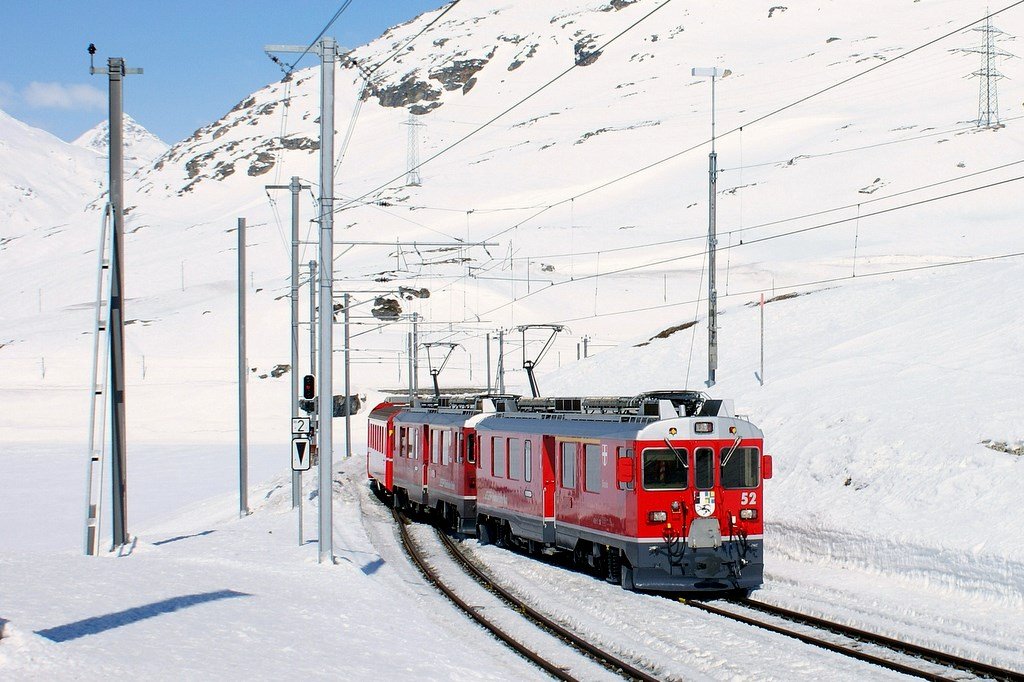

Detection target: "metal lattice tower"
[957, 15, 1016, 128]
[405, 111, 423, 186]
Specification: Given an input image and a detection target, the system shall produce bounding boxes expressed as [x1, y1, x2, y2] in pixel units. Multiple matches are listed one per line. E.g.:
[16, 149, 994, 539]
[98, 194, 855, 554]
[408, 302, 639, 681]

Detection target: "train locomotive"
[367, 390, 771, 593]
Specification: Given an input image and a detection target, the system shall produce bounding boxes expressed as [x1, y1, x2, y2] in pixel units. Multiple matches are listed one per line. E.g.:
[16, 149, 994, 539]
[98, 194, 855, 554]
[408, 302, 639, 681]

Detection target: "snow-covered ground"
[2, 0, 1023, 678]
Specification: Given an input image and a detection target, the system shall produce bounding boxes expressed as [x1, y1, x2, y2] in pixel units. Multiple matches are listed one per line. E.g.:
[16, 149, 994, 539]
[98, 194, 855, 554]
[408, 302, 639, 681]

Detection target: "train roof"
[376, 390, 762, 439]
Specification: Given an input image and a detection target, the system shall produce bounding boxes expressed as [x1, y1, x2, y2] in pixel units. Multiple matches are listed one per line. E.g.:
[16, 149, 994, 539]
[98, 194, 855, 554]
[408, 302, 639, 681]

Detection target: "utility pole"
[266, 37, 340, 564]
[343, 292, 351, 460]
[692, 66, 729, 388]
[486, 332, 492, 393]
[267, 176, 311, 509]
[412, 312, 420, 402]
[497, 329, 506, 393]
[90, 51, 142, 550]
[238, 217, 249, 518]
[315, 38, 338, 564]
[302, 259, 318, 545]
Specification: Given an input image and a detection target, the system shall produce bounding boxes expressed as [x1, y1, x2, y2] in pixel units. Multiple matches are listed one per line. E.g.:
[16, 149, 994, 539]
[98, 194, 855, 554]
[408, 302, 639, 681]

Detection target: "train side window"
[430, 429, 440, 464]
[616, 447, 635, 491]
[508, 438, 522, 480]
[398, 427, 407, 458]
[560, 442, 577, 489]
[584, 444, 602, 492]
[721, 447, 760, 488]
[642, 448, 687, 489]
[695, 447, 714, 489]
[524, 440, 532, 483]
[455, 432, 464, 464]
[442, 430, 453, 466]
[412, 428, 419, 460]
[467, 435, 476, 465]
[492, 436, 506, 478]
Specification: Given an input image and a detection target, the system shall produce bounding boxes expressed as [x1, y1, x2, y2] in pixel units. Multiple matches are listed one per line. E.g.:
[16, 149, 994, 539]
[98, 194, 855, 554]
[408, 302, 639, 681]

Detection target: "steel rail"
[683, 598, 1023, 682]
[433, 528, 661, 682]
[735, 598, 1024, 682]
[392, 508, 580, 681]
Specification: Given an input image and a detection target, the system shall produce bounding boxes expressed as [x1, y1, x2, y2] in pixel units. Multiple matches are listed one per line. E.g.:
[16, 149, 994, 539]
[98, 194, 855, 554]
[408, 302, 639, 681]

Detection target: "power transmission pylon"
[405, 111, 424, 187]
[956, 15, 1016, 128]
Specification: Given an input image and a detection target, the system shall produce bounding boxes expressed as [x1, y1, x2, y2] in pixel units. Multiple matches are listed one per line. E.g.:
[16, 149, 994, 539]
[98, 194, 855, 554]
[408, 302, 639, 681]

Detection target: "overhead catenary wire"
[550, 251, 1024, 325]
[470, 172, 1024, 319]
[285, 0, 355, 75]
[461, 1, 1024, 250]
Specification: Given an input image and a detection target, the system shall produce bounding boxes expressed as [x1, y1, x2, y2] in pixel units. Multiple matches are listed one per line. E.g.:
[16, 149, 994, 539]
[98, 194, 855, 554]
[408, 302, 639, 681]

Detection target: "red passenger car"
[367, 401, 404, 495]
[367, 395, 517, 533]
[473, 392, 771, 592]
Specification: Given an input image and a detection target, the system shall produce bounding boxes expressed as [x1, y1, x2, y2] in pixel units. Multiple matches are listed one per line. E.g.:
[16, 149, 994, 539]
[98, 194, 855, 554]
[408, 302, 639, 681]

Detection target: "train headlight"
[740, 509, 758, 520]
[695, 421, 713, 434]
[648, 511, 668, 523]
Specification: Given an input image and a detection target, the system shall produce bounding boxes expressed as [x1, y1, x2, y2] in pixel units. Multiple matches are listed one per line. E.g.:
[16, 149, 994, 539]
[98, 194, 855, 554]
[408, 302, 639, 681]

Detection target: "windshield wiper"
[664, 438, 688, 468]
[721, 434, 742, 467]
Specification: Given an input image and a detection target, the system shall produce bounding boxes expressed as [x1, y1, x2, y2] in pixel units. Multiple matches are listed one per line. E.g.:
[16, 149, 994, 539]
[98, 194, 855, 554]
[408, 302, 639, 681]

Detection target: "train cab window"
[468, 435, 477, 465]
[492, 437, 506, 478]
[456, 432, 464, 464]
[398, 428, 407, 458]
[617, 447, 635, 491]
[430, 430, 440, 464]
[721, 447, 760, 488]
[524, 440, 533, 483]
[584, 444, 602, 493]
[560, 442, 577, 488]
[695, 448, 714, 489]
[411, 428, 420, 460]
[508, 438, 522, 480]
[642, 448, 687, 489]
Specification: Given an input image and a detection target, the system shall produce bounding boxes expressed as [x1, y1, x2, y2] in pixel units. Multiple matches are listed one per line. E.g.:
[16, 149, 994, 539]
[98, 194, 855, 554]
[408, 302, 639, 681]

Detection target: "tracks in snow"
[393, 508, 660, 682]
[684, 598, 1024, 681]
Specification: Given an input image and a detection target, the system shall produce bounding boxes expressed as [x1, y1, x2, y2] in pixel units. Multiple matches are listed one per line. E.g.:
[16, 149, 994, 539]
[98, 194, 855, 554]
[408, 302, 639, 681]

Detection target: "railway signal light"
[302, 374, 316, 400]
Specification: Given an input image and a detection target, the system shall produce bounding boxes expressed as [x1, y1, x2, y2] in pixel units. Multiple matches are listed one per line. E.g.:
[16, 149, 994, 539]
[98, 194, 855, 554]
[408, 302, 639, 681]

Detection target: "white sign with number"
[292, 437, 312, 471]
[292, 417, 310, 435]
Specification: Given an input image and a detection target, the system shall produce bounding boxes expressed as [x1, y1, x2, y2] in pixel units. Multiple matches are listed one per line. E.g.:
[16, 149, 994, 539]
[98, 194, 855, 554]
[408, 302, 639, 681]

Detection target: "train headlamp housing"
[740, 509, 758, 520]
[694, 421, 714, 434]
[648, 511, 668, 523]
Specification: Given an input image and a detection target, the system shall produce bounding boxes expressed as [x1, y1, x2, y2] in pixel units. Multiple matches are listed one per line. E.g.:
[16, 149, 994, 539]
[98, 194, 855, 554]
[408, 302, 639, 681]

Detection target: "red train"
[367, 390, 771, 592]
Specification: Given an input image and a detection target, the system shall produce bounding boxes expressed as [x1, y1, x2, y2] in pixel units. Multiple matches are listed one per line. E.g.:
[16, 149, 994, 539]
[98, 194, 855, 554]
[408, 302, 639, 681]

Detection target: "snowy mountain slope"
[2, 1, 1023, 677]
[2, 1, 1022, 438]
[72, 114, 169, 176]
[0, 108, 105, 238]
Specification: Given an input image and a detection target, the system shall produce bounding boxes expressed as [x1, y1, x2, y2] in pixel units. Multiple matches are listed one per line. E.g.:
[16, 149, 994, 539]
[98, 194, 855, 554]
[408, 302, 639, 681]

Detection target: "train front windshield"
[642, 448, 688, 489]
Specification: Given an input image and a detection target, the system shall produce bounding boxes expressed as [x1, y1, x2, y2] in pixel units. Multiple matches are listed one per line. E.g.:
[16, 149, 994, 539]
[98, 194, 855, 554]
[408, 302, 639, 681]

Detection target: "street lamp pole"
[692, 66, 729, 387]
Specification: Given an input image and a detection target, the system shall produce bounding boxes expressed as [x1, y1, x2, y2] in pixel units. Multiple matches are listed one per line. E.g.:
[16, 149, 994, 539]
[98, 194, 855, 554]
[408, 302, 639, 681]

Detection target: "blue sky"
[1, 1, 446, 144]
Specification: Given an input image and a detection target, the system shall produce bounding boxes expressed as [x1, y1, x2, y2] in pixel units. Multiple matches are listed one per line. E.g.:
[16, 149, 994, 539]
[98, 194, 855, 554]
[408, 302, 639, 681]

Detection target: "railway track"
[392, 508, 661, 682]
[683, 598, 1024, 681]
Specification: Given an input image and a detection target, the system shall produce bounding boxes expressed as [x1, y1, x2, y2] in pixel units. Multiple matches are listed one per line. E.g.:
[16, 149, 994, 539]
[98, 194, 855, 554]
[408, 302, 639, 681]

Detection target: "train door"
[554, 440, 580, 531]
[420, 427, 429, 489]
[542, 435, 556, 519]
[385, 419, 395, 489]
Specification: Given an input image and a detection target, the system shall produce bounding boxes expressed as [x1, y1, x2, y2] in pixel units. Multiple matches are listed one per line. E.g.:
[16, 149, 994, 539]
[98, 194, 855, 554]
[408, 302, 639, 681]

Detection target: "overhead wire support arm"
[515, 324, 566, 398]
[423, 343, 460, 399]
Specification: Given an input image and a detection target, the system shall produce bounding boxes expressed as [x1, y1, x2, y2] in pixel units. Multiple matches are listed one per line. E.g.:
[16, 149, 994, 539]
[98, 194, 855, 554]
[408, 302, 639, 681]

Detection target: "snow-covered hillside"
[1, 1, 1022, 677]
[0, 108, 105, 237]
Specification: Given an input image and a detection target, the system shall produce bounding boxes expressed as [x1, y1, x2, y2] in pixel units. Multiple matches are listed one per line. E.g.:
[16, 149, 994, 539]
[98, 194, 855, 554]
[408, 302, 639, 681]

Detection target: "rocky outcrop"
[574, 35, 602, 66]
